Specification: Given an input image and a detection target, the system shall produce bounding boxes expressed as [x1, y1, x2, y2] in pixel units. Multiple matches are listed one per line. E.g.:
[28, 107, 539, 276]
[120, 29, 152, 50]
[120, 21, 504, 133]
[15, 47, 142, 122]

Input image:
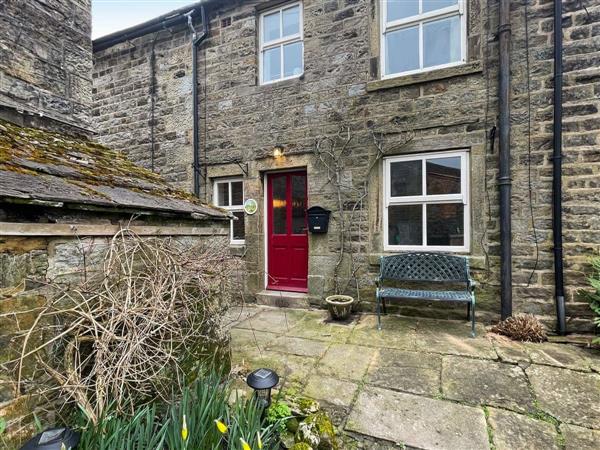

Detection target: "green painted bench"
[376, 252, 476, 337]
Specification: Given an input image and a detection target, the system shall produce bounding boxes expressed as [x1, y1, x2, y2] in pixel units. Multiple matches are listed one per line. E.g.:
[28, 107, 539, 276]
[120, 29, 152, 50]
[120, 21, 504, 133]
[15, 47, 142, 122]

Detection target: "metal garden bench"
[376, 252, 476, 337]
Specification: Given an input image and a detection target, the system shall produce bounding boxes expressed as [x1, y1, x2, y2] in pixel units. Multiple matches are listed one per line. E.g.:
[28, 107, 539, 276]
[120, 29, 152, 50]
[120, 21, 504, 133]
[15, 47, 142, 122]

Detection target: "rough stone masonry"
[0, 0, 92, 129]
[93, 0, 600, 332]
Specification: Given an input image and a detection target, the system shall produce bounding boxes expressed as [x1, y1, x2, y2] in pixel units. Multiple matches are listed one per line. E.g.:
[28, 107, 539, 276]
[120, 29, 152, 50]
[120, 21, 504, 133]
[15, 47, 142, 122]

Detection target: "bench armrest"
[468, 278, 478, 292]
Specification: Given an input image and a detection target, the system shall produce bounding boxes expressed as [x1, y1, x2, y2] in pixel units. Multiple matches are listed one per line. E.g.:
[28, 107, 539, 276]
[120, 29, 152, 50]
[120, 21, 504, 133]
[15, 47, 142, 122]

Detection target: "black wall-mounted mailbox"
[307, 206, 331, 234]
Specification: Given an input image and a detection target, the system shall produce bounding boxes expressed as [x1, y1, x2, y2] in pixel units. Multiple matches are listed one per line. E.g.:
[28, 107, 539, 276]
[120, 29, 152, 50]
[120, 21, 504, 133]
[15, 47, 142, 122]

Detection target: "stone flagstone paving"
[227, 306, 600, 450]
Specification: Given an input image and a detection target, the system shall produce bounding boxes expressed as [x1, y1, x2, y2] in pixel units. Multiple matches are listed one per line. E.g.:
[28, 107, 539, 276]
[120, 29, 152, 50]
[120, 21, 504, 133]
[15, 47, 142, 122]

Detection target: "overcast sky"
[92, 0, 197, 39]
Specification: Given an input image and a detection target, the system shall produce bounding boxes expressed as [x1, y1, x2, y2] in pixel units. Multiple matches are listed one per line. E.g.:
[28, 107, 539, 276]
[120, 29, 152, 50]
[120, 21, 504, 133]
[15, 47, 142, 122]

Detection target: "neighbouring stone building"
[92, 0, 600, 332]
[0, 1, 230, 445]
[0, 0, 93, 132]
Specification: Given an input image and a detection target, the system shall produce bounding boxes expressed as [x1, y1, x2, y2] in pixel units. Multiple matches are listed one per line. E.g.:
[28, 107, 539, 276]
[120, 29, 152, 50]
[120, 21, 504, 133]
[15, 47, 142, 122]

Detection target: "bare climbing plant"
[5, 228, 239, 424]
[312, 123, 415, 304]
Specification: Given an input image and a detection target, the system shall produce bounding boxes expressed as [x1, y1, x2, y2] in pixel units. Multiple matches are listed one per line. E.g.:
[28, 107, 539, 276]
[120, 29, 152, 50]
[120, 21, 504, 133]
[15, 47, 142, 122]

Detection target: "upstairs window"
[384, 151, 470, 252]
[381, 0, 466, 78]
[259, 2, 304, 84]
[214, 178, 245, 245]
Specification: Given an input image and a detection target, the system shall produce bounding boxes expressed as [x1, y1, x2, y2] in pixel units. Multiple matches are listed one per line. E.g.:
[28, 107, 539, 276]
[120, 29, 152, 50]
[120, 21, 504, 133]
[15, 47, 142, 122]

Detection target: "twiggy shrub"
[8, 229, 240, 423]
[491, 314, 548, 343]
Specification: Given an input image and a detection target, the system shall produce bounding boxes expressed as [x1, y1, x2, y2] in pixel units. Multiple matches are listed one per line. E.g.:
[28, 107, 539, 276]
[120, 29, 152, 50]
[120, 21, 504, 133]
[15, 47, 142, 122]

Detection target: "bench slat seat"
[379, 288, 472, 303]
[376, 252, 476, 337]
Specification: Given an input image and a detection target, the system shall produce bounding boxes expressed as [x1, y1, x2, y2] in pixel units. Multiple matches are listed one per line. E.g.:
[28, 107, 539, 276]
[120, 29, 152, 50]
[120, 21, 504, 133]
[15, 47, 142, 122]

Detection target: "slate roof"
[0, 119, 229, 220]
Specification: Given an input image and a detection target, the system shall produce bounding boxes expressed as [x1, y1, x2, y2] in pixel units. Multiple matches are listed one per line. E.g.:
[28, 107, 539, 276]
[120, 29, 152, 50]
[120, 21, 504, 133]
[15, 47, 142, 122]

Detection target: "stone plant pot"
[325, 295, 355, 321]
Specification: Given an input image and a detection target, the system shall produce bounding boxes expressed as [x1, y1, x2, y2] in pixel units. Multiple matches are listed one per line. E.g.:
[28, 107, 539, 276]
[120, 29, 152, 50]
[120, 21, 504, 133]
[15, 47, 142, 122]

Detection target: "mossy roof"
[0, 119, 230, 220]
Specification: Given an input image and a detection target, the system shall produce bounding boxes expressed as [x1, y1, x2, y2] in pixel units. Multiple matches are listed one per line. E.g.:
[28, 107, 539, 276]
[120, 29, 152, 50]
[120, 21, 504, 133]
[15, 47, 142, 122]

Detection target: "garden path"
[227, 306, 600, 450]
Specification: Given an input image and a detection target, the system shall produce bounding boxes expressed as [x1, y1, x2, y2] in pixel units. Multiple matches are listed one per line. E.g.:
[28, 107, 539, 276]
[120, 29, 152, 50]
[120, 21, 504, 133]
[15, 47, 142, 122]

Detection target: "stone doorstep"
[255, 290, 311, 309]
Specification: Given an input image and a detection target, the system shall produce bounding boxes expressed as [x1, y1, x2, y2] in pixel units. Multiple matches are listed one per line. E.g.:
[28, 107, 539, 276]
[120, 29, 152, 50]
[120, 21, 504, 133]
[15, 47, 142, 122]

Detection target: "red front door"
[267, 171, 308, 292]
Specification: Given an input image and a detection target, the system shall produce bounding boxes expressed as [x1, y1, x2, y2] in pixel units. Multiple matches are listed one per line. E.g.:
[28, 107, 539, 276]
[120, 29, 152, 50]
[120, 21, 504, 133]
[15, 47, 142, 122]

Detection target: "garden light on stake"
[19, 427, 80, 450]
[246, 368, 279, 408]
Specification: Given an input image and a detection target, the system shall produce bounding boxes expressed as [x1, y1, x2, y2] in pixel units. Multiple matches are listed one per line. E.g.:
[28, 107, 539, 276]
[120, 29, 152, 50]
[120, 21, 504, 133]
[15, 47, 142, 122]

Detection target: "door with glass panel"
[266, 171, 308, 292]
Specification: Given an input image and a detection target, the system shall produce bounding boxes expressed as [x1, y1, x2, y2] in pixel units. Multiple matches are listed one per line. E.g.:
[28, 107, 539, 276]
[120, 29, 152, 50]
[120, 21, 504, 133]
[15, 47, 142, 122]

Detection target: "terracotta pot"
[325, 295, 355, 320]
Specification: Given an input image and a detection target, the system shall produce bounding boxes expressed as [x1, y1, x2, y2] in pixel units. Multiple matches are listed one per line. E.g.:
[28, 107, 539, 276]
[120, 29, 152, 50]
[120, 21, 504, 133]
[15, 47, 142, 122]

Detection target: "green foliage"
[228, 397, 279, 450]
[33, 413, 43, 434]
[77, 368, 282, 450]
[164, 370, 230, 450]
[266, 401, 292, 432]
[0, 417, 6, 447]
[582, 255, 600, 344]
[77, 404, 167, 450]
[291, 443, 312, 450]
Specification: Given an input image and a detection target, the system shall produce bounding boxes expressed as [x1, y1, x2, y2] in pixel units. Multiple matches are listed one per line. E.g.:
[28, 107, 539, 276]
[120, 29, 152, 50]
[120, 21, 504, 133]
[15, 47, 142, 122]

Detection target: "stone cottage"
[93, 0, 600, 332]
[0, 0, 230, 444]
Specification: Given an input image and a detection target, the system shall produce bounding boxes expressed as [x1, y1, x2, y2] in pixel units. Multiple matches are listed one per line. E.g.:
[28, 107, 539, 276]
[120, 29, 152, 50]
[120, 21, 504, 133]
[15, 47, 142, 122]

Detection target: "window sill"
[367, 61, 482, 92]
[229, 244, 246, 256]
[257, 74, 304, 90]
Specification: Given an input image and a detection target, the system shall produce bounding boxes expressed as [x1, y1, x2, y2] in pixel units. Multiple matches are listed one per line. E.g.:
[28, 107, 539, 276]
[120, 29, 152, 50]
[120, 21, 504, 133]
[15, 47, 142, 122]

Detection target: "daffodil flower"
[215, 418, 228, 434]
[256, 431, 263, 449]
[240, 437, 251, 450]
[181, 414, 189, 442]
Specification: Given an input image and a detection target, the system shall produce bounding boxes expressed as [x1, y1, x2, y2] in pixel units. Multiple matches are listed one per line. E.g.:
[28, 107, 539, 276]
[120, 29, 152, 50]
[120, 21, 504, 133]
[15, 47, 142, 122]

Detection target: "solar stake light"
[19, 427, 80, 450]
[246, 368, 279, 408]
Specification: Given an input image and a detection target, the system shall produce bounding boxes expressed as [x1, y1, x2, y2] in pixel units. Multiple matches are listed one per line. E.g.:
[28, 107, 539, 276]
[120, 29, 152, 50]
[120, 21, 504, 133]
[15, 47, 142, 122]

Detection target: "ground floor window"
[384, 150, 469, 252]
[213, 178, 245, 244]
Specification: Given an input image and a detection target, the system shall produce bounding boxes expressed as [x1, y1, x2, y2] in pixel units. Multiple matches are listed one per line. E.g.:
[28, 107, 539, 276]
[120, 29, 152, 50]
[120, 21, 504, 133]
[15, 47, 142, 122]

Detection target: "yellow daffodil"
[257, 431, 263, 449]
[240, 437, 251, 450]
[181, 414, 189, 441]
[214, 418, 228, 434]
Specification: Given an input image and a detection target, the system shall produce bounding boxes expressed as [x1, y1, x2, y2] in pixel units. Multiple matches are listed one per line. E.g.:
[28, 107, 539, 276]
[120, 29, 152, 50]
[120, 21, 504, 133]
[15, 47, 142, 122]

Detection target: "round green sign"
[244, 198, 258, 215]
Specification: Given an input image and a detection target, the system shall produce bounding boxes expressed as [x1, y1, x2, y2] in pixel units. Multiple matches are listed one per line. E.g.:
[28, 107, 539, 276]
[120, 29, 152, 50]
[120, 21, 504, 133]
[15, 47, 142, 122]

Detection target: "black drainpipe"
[498, 0, 512, 320]
[150, 34, 158, 172]
[552, 0, 567, 335]
[187, 6, 209, 198]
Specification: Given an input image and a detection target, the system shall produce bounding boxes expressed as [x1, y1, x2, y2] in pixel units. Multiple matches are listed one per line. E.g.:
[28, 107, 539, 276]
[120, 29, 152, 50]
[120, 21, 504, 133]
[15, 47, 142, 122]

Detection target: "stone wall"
[92, 0, 600, 332]
[0, 0, 92, 130]
[92, 24, 197, 189]
[0, 205, 229, 447]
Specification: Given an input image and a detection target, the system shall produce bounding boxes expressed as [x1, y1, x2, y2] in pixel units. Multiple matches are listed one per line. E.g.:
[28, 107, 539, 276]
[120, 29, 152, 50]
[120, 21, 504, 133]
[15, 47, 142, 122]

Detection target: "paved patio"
[227, 306, 600, 450]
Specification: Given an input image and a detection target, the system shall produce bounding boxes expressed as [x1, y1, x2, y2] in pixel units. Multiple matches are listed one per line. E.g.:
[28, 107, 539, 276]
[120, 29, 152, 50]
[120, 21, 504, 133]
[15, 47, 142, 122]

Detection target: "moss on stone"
[303, 411, 339, 450]
[297, 397, 320, 415]
[0, 118, 227, 211]
[291, 443, 313, 450]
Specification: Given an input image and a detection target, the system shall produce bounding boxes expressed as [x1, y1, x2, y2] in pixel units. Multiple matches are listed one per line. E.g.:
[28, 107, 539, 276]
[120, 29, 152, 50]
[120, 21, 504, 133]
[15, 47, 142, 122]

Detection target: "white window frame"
[259, 1, 304, 85]
[213, 177, 245, 245]
[383, 150, 470, 252]
[380, 0, 467, 79]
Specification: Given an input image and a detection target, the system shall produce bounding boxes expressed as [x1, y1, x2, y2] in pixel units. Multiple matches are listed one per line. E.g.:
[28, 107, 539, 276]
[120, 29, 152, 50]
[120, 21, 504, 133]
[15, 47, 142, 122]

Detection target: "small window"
[214, 178, 245, 245]
[384, 151, 469, 252]
[381, 0, 466, 79]
[259, 2, 304, 85]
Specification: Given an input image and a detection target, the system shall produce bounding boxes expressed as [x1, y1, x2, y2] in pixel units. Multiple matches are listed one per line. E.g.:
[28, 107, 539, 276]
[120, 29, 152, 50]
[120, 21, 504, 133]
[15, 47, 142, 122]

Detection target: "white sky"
[92, 0, 197, 39]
